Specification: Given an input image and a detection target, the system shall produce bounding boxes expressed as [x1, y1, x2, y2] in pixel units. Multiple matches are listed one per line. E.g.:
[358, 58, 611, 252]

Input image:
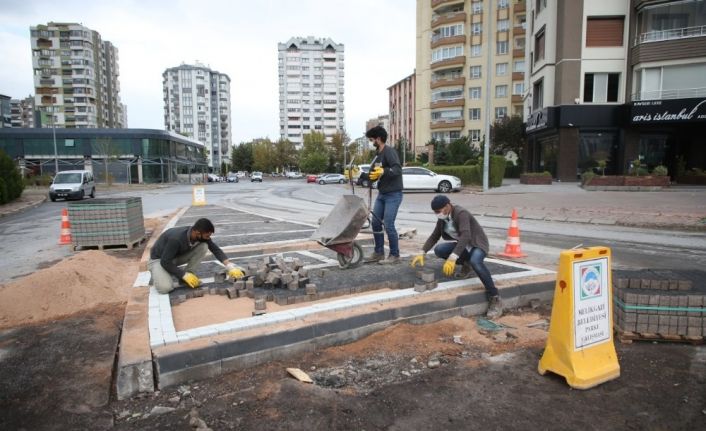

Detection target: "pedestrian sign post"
[538, 246, 620, 389]
[192, 185, 206, 206]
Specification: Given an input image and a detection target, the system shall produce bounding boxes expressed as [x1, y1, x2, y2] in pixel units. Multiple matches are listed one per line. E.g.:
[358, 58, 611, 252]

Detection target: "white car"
[402, 167, 461, 193]
[286, 171, 303, 179]
[251, 171, 263, 182]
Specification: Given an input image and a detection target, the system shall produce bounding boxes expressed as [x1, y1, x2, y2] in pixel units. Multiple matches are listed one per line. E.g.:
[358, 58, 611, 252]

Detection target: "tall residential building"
[10, 96, 37, 128]
[415, 0, 527, 152]
[163, 62, 232, 169]
[365, 115, 390, 134]
[0, 95, 10, 128]
[30, 22, 124, 128]
[388, 72, 416, 157]
[278, 36, 345, 148]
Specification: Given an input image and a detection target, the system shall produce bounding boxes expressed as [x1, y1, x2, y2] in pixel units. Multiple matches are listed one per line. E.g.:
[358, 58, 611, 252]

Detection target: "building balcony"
[430, 119, 464, 130]
[513, 25, 525, 36]
[430, 76, 465, 89]
[512, 71, 524, 81]
[513, 1, 526, 13]
[431, 11, 467, 29]
[431, 56, 466, 71]
[635, 25, 706, 46]
[513, 48, 524, 58]
[631, 87, 706, 102]
[431, 0, 464, 10]
[431, 34, 467, 49]
[430, 98, 465, 109]
[511, 95, 523, 103]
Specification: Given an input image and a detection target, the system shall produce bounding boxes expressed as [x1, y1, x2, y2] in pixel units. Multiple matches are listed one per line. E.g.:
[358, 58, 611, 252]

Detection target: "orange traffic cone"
[499, 208, 527, 259]
[58, 208, 72, 245]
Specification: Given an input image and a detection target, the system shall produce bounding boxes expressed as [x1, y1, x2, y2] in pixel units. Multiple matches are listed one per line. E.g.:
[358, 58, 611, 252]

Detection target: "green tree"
[273, 138, 299, 172]
[231, 142, 253, 172]
[220, 161, 228, 176]
[252, 139, 275, 172]
[0, 149, 24, 204]
[447, 136, 479, 165]
[490, 115, 525, 157]
[328, 132, 347, 172]
[299, 132, 328, 174]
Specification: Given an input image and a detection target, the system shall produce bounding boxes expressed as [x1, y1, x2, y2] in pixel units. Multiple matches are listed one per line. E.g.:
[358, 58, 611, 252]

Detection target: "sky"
[0, 0, 416, 144]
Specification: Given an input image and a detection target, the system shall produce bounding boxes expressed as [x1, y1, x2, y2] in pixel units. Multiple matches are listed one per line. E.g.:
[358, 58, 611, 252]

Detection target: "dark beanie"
[431, 195, 450, 211]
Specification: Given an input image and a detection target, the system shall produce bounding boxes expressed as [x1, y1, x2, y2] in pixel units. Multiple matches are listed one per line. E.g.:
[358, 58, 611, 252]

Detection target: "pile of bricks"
[215, 255, 317, 300]
[613, 278, 705, 341]
[68, 197, 145, 249]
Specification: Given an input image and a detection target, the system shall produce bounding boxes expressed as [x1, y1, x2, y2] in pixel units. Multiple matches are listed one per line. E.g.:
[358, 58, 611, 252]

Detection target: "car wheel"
[362, 180, 369, 188]
[90, 188, 95, 198]
[50, 196, 56, 202]
[319, 180, 325, 185]
[438, 180, 452, 193]
[338, 179, 344, 184]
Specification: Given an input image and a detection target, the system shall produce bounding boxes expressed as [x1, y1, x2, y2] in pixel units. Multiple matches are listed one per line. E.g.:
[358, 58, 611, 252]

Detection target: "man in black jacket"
[365, 125, 404, 265]
[410, 195, 502, 318]
[148, 218, 244, 294]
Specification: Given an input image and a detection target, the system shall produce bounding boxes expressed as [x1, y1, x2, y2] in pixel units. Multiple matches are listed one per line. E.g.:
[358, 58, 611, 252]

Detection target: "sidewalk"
[0, 188, 47, 218]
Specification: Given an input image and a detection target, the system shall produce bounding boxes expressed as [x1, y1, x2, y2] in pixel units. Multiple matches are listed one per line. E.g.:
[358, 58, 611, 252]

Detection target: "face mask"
[436, 212, 448, 220]
[369, 140, 380, 150]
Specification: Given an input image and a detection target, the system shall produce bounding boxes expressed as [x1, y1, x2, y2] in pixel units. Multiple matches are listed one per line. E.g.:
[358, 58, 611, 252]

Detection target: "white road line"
[215, 229, 315, 239]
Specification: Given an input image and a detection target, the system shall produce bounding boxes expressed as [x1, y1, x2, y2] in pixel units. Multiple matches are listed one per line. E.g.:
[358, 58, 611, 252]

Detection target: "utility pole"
[483, 0, 493, 192]
[50, 105, 58, 174]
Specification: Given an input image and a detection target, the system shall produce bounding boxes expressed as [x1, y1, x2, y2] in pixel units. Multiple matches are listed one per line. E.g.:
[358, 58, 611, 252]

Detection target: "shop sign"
[526, 108, 549, 132]
[630, 98, 706, 123]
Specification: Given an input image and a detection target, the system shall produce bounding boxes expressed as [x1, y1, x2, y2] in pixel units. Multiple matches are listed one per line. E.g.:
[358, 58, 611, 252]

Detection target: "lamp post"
[50, 105, 58, 174]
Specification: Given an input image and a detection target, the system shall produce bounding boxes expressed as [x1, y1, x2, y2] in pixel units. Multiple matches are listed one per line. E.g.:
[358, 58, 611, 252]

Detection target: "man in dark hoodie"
[148, 218, 244, 294]
[365, 125, 404, 264]
[410, 195, 502, 318]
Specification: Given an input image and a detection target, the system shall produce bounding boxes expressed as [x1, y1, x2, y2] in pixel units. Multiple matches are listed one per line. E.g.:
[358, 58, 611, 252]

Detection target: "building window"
[469, 87, 482, 99]
[432, 88, 464, 102]
[586, 17, 625, 47]
[496, 63, 508, 76]
[583, 73, 620, 103]
[532, 79, 544, 110]
[634, 63, 706, 101]
[636, 1, 706, 44]
[534, 27, 545, 64]
[432, 110, 463, 121]
[431, 45, 464, 63]
[513, 59, 525, 72]
[469, 129, 481, 141]
[495, 107, 508, 119]
[472, 23, 483, 35]
[471, 44, 482, 57]
[497, 41, 509, 55]
[472, 1, 483, 14]
[513, 82, 525, 95]
[498, 19, 510, 32]
[470, 66, 482, 79]
[469, 108, 481, 120]
[495, 85, 508, 98]
[498, 0, 509, 9]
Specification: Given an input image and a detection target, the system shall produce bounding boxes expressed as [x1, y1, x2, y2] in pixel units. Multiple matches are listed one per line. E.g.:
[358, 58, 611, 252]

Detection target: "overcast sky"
[0, 0, 415, 144]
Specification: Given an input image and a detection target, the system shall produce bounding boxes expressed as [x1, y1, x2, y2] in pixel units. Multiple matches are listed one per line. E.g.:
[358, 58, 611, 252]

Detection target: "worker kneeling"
[411, 195, 502, 318]
[149, 218, 244, 294]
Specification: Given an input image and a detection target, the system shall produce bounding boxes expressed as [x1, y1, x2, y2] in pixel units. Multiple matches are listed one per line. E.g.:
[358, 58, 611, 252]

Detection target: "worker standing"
[411, 195, 502, 318]
[148, 218, 244, 294]
[365, 125, 404, 265]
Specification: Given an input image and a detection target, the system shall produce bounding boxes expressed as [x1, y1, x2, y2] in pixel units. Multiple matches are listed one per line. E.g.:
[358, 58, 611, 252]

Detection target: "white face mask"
[436, 212, 448, 220]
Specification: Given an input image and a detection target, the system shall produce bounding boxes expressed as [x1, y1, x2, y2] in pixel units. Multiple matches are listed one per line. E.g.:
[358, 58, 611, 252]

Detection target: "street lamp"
[50, 104, 58, 174]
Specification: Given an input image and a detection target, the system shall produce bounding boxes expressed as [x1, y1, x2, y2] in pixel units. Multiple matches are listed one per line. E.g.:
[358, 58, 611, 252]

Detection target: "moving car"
[226, 173, 239, 183]
[318, 173, 347, 185]
[49, 170, 95, 201]
[402, 167, 461, 192]
[251, 171, 263, 182]
[306, 174, 318, 183]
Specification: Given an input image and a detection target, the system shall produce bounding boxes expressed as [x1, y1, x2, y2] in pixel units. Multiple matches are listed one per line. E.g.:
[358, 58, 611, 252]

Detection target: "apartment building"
[524, 0, 706, 181]
[10, 96, 36, 128]
[365, 115, 390, 134]
[388, 73, 416, 157]
[30, 22, 124, 128]
[0, 95, 10, 128]
[162, 63, 232, 169]
[278, 37, 345, 148]
[416, 0, 527, 153]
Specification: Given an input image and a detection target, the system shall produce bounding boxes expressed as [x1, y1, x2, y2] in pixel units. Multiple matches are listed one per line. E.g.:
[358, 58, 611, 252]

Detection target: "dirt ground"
[1, 215, 705, 430]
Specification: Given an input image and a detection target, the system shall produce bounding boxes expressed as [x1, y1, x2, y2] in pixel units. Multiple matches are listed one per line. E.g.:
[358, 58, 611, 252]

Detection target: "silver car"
[317, 173, 347, 185]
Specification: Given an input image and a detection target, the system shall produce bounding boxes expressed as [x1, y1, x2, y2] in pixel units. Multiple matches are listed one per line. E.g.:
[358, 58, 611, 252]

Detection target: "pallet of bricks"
[613, 277, 705, 344]
[68, 197, 145, 250]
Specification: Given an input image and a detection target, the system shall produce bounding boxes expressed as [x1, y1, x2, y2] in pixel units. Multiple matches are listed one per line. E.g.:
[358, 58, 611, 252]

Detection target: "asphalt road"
[1, 179, 705, 283]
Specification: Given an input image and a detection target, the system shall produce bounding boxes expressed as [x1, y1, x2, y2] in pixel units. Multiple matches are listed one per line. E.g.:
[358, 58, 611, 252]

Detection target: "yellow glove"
[368, 166, 384, 181]
[182, 272, 201, 288]
[410, 253, 425, 268]
[227, 265, 244, 280]
[442, 254, 459, 277]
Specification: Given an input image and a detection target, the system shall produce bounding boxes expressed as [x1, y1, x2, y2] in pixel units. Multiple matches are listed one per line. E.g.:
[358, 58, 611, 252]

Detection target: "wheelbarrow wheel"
[337, 241, 364, 269]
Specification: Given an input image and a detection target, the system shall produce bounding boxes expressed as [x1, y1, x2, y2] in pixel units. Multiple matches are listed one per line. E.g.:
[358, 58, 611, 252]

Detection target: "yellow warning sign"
[538, 246, 620, 389]
[192, 185, 206, 206]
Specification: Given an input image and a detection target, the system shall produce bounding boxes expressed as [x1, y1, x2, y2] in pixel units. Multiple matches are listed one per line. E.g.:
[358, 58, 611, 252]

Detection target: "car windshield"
[53, 173, 82, 184]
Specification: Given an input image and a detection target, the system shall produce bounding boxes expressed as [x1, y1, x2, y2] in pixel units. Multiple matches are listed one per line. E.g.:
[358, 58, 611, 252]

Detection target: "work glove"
[226, 263, 245, 280]
[442, 254, 459, 277]
[368, 166, 384, 181]
[410, 252, 425, 268]
[182, 272, 201, 288]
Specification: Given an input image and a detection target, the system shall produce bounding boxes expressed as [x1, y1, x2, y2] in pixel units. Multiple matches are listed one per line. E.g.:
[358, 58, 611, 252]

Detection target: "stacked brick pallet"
[613, 277, 705, 344]
[68, 198, 145, 250]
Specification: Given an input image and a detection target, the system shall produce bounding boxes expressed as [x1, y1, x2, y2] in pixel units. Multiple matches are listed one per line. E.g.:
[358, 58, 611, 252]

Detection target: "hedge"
[429, 155, 506, 188]
[0, 149, 24, 204]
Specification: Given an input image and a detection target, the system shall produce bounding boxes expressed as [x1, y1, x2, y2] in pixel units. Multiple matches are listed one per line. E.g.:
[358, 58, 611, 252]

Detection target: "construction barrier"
[538, 246, 620, 389]
[499, 208, 526, 258]
[58, 208, 72, 245]
[192, 185, 206, 206]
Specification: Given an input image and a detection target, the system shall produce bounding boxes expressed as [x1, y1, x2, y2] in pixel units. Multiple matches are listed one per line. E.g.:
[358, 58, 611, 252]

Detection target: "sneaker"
[486, 296, 503, 319]
[378, 255, 400, 265]
[366, 252, 385, 263]
[454, 263, 473, 279]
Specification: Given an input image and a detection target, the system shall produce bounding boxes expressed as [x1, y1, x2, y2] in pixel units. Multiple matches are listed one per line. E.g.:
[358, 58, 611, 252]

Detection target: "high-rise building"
[388, 73, 416, 159]
[365, 115, 390, 134]
[30, 22, 124, 128]
[278, 36, 345, 148]
[163, 62, 232, 169]
[415, 0, 527, 152]
[10, 96, 36, 128]
[0, 95, 11, 128]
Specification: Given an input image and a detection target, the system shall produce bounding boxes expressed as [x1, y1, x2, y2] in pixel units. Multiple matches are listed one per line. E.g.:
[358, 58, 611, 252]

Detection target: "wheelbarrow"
[311, 195, 369, 269]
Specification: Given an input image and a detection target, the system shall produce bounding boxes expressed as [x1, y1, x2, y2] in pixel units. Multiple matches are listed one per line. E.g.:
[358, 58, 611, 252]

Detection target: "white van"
[49, 170, 96, 201]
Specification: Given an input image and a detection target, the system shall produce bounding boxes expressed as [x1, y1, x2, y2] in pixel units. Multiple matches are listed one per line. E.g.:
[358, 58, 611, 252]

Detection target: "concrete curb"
[0, 195, 46, 219]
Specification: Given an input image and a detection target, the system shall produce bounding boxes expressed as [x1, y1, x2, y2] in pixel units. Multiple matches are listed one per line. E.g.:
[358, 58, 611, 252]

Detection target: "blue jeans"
[372, 190, 403, 257]
[434, 242, 499, 298]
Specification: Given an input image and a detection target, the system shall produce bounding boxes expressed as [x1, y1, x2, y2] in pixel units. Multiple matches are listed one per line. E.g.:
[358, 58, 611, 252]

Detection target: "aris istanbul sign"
[630, 98, 706, 124]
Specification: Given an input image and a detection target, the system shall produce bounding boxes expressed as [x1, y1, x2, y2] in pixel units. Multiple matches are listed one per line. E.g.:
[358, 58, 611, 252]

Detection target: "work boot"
[366, 252, 385, 263]
[486, 296, 503, 319]
[454, 262, 473, 279]
[378, 255, 400, 265]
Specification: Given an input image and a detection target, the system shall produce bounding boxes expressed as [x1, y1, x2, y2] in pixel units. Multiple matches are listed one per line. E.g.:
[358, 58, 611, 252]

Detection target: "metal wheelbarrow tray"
[310, 195, 368, 269]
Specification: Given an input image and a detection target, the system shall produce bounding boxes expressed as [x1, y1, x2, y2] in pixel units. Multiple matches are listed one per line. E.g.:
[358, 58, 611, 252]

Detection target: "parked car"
[207, 173, 220, 182]
[49, 170, 95, 201]
[318, 173, 347, 185]
[226, 173, 239, 183]
[356, 164, 372, 187]
[251, 171, 263, 182]
[402, 167, 461, 192]
[286, 171, 303, 179]
[236, 171, 246, 178]
[306, 174, 318, 183]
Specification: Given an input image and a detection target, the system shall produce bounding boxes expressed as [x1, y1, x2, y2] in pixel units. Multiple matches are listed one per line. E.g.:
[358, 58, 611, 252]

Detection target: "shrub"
[630, 159, 642, 176]
[505, 160, 522, 178]
[0, 149, 24, 203]
[581, 171, 595, 185]
[430, 155, 505, 187]
[652, 165, 668, 176]
[464, 159, 477, 166]
[0, 177, 6, 204]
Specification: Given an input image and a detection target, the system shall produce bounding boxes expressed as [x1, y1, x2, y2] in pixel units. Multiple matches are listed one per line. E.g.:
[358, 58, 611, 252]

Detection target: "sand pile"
[0, 250, 137, 329]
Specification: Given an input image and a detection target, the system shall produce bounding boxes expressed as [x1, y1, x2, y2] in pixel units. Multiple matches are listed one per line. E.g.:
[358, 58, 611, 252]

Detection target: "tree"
[328, 132, 347, 172]
[273, 138, 298, 172]
[252, 139, 275, 172]
[490, 115, 525, 157]
[220, 161, 227, 176]
[447, 136, 479, 165]
[0, 149, 24, 204]
[299, 132, 328, 174]
[231, 142, 253, 172]
[93, 137, 121, 185]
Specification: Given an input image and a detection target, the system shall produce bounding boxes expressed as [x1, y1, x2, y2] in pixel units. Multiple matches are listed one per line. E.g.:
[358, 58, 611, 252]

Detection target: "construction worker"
[365, 125, 404, 265]
[148, 218, 244, 294]
[411, 195, 502, 318]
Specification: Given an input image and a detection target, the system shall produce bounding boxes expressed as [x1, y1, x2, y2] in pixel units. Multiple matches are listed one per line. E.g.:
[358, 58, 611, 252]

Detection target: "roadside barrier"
[499, 208, 527, 258]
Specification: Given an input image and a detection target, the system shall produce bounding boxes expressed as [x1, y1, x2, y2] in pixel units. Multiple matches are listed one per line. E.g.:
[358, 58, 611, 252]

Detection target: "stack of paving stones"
[414, 271, 439, 292]
[68, 197, 145, 249]
[614, 277, 705, 343]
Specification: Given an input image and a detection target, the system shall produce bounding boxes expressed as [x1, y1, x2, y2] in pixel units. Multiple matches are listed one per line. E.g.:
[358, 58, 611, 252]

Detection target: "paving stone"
[245, 280, 255, 290]
[214, 271, 226, 283]
[669, 280, 679, 290]
[254, 298, 267, 311]
[426, 281, 438, 290]
[294, 295, 308, 304]
[658, 296, 670, 315]
[252, 310, 266, 316]
[421, 271, 435, 283]
[193, 289, 205, 298]
[641, 279, 652, 290]
[678, 280, 693, 291]
[288, 280, 299, 291]
[307, 293, 318, 301]
[305, 284, 317, 295]
[414, 283, 426, 292]
[687, 317, 702, 336]
[660, 280, 670, 290]
[226, 287, 237, 299]
[208, 287, 217, 295]
[233, 280, 245, 290]
[615, 278, 628, 289]
[678, 296, 689, 316]
[629, 279, 641, 289]
[648, 315, 659, 333]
